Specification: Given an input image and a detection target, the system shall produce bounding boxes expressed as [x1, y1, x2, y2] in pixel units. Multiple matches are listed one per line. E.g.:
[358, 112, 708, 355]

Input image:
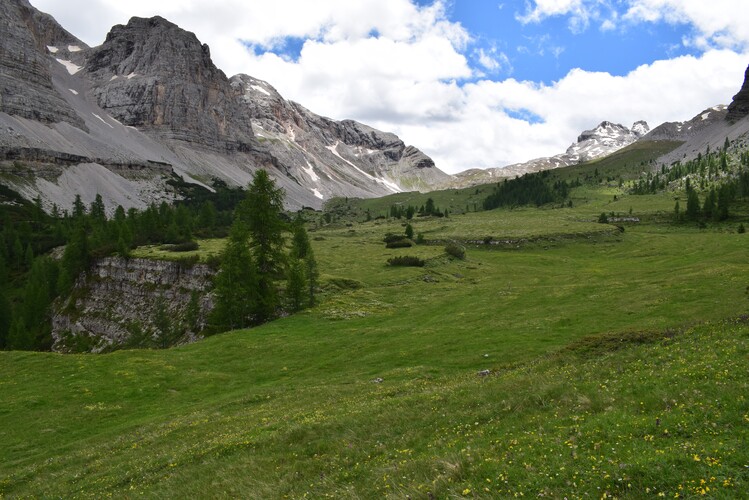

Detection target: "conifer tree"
[0, 290, 11, 349]
[237, 170, 286, 323]
[286, 258, 306, 312]
[685, 189, 700, 221]
[210, 219, 258, 331]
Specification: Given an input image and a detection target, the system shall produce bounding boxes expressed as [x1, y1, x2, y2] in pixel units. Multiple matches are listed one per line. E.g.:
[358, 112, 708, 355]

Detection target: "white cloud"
[624, 0, 749, 50]
[517, 0, 749, 50]
[383, 50, 747, 172]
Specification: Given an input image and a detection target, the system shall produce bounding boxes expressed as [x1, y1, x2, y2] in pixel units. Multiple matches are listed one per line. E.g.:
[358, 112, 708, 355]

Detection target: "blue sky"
[33, 0, 749, 173]
[453, 0, 694, 82]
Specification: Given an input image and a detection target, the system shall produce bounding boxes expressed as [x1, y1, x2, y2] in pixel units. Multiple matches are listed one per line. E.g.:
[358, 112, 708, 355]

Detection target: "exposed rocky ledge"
[52, 257, 215, 353]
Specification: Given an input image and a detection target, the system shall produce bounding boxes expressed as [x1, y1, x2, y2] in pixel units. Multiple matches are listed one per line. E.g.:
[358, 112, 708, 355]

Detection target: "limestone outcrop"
[52, 257, 214, 353]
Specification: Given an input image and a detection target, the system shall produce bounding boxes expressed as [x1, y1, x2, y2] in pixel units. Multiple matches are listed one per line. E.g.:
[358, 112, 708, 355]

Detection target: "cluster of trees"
[209, 170, 318, 332]
[676, 178, 735, 222]
[387, 198, 448, 219]
[632, 141, 746, 196]
[0, 178, 263, 351]
[483, 171, 571, 210]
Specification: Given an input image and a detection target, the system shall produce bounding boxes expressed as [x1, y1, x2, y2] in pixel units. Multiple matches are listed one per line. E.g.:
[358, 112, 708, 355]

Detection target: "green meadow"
[2, 158, 749, 497]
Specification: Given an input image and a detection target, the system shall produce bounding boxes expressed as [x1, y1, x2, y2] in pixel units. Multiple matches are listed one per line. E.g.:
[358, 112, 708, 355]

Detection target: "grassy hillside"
[2, 140, 748, 497]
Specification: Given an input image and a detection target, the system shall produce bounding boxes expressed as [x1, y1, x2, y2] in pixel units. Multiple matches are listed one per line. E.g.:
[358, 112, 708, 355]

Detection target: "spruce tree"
[0, 290, 11, 349]
[685, 189, 700, 220]
[210, 219, 258, 331]
[237, 170, 286, 323]
[286, 258, 306, 312]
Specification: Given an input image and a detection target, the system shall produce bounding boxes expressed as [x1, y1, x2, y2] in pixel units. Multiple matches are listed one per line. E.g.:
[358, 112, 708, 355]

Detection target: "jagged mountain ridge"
[0, 3, 447, 212]
[451, 120, 650, 187]
[652, 65, 749, 167]
[232, 74, 449, 200]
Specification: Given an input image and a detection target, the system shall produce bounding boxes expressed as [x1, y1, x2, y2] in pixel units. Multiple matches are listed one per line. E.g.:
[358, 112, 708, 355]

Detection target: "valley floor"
[2, 189, 748, 498]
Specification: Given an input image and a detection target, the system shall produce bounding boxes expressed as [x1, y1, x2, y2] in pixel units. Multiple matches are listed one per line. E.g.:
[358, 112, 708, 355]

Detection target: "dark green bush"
[161, 241, 199, 252]
[387, 255, 425, 267]
[444, 242, 465, 260]
[386, 239, 413, 248]
[383, 233, 406, 244]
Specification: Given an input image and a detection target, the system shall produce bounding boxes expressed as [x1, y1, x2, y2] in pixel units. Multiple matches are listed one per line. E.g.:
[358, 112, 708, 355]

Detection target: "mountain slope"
[451, 120, 650, 187]
[647, 64, 749, 167]
[0, 3, 446, 212]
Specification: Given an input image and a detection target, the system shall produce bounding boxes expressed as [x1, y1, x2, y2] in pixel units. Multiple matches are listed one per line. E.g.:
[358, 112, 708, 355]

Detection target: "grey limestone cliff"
[232, 74, 450, 201]
[84, 16, 260, 155]
[52, 257, 215, 353]
[0, 0, 85, 128]
[1, 3, 448, 212]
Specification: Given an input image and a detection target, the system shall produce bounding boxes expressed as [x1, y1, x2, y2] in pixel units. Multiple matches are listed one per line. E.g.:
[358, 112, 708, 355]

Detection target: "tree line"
[483, 171, 572, 210]
[1, 173, 315, 350]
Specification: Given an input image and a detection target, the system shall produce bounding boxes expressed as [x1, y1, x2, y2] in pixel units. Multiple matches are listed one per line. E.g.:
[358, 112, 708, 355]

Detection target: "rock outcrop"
[726, 64, 749, 123]
[0, 0, 85, 128]
[645, 106, 728, 141]
[231, 74, 450, 199]
[85, 16, 258, 154]
[52, 257, 214, 353]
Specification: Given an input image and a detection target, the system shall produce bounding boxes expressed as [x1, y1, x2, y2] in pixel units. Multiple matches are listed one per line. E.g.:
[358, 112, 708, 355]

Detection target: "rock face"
[232, 74, 450, 199]
[85, 16, 258, 154]
[0, 0, 85, 127]
[451, 121, 649, 187]
[0, 3, 447, 212]
[645, 106, 728, 141]
[726, 65, 749, 123]
[52, 257, 214, 353]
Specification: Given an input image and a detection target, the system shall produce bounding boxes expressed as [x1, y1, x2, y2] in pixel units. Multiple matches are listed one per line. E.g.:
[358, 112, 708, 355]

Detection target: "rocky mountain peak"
[567, 120, 649, 163]
[632, 120, 650, 136]
[84, 15, 257, 153]
[726, 64, 749, 123]
[0, 0, 85, 127]
[89, 16, 219, 80]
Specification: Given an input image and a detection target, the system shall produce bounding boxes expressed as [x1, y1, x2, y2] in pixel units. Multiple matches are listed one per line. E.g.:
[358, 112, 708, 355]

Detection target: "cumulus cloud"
[386, 50, 747, 172]
[624, 0, 749, 50]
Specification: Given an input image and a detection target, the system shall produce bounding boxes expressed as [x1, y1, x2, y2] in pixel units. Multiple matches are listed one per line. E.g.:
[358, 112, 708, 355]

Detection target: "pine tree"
[72, 194, 86, 219]
[237, 170, 286, 323]
[58, 223, 89, 294]
[286, 258, 306, 312]
[152, 295, 174, 349]
[0, 290, 11, 349]
[7, 316, 31, 351]
[405, 223, 414, 240]
[90, 194, 106, 222]
[685, 189, 700, 221]
[305, 252, 319, 307]
[290, 216, 312, 260]
[184, 291, 202, 334]
[210, 219, 258, 331]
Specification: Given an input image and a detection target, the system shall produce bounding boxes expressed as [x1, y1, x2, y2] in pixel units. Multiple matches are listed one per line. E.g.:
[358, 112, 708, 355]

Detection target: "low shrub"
[444, 242, 466, 260]
[383, 233, 406, 244]
[387, 255, 425, 267]
[386, 239, 413, 248]
[161, 241, 200, 252]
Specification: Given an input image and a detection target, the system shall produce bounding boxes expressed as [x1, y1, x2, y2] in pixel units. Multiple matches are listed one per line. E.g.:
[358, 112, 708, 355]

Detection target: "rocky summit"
[0, 0, 85, 128]
[726, 64, 749, 123]
[451, 120, 650, 188]
[0, 2, 447, 212]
